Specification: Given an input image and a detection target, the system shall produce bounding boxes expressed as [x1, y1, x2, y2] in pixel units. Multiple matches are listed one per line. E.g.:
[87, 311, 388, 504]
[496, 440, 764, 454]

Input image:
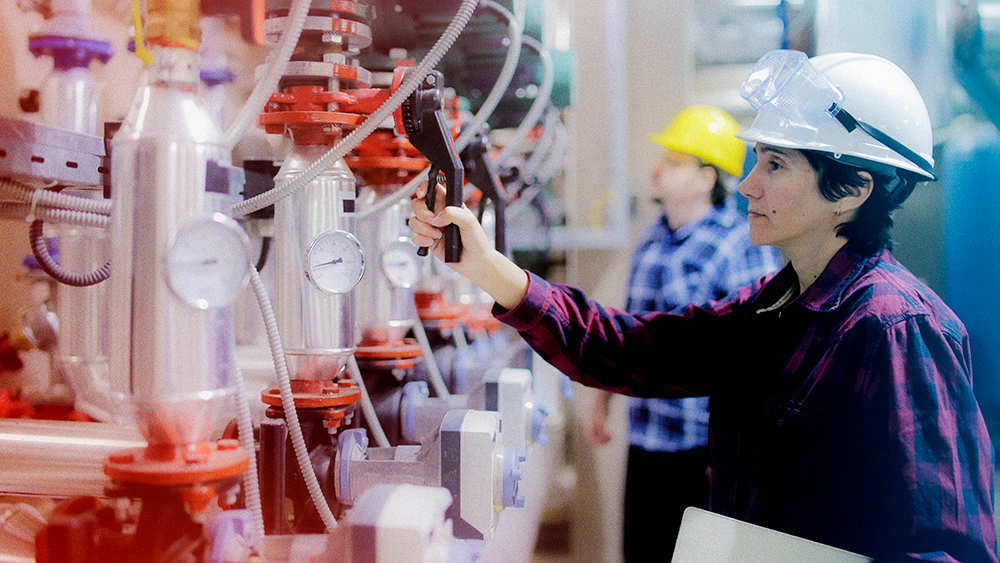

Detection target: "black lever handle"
[397, 70, 464, 262]
[461, 127, 508, 256]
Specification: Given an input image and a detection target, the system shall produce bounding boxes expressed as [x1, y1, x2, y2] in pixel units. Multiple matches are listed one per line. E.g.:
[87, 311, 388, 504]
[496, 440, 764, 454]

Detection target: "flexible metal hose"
[0, 177, 111, 215]
[234, 368, 266, 541]
[454, 0, 524, 151]
[0, 201, 109, 228]
[537, 117, 568, 183]
[410, 314, 451, 398]
[248, 266, 338, 531]
[522, 107, 558, 177]
[346, 356, 390, 448]
[28, 220, 110, 287]
[496, 36, 555, 167]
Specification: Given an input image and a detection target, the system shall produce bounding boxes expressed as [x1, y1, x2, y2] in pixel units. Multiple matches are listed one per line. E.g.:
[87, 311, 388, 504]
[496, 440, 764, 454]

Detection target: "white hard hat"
[739, 51, 936, 180]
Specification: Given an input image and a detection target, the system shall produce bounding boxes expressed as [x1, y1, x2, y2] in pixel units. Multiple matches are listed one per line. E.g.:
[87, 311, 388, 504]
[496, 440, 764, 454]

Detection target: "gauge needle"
[179, 258, 219, 266]
[314, 257, 344, 268]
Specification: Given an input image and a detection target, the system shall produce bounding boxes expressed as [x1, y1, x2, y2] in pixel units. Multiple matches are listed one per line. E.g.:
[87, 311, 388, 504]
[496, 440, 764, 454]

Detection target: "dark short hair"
[698, 164, 728, 207]
[800, 150, 919, 255]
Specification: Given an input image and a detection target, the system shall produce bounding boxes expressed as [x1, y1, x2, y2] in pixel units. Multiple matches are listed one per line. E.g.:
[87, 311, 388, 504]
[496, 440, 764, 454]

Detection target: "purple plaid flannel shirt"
[495, 243, 997, 561]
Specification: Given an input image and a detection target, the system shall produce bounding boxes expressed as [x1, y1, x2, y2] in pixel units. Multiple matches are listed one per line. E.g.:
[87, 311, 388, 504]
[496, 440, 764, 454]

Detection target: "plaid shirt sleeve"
[495, 271, 757, 398]
[864, 315, 997, 562]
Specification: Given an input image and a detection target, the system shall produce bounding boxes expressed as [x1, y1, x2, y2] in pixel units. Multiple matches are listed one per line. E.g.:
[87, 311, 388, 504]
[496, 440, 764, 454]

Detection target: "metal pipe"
[0, 420, 144, 498]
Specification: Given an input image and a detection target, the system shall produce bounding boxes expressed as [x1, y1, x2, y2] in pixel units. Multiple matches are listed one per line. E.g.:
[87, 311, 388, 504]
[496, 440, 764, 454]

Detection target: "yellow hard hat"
[649, 105, 745, 177]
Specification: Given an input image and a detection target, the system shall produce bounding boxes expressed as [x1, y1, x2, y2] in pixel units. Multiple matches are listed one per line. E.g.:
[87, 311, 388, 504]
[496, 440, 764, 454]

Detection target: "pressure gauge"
[305, 229, 365, 294]
[165, 212, 251, 310]
[381, 239, 420, 288]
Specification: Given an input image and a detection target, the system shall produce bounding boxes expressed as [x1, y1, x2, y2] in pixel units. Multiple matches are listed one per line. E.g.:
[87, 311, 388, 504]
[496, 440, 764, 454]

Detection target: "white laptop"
[671, 507, 872, 562]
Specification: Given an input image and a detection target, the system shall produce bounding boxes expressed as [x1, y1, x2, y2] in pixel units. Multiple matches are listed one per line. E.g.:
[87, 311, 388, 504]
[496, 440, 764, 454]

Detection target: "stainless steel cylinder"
[0, 419, 145, 497]
[57, 189, 111, 420]
[274, 144, 358, 380]
[41, 67, 99, 137]
[41, 25, 112, 419]
[356, 187, 417, 342]
[108, 47, 239, 446]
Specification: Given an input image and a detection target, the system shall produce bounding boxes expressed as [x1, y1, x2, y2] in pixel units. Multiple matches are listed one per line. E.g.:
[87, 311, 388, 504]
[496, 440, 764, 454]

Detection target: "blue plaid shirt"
[625, 196, 784, 452]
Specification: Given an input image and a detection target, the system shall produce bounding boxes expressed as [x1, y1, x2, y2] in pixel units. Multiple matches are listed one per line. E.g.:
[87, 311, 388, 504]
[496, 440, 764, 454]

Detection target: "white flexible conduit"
[0, 178, 111, 215]
[452, 323, 469, 350]
[223, 0, 311, 150]
[496, 35, 554, 167]
[454, 0, 523, 150]
[410, 314, 451, 398]
[346, 357, 390, 448]
[506, 117, 567, 220]
[233, 368, 265, 540]
[231, 0, 480, 218]
[0, 202, 109, 228]
[248, 266, 338, 532]
[537, 117, 568, 183]
[521, 107, 557, 177]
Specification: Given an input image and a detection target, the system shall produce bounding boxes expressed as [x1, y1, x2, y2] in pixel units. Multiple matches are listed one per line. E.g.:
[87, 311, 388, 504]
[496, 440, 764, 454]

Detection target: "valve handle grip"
[443, 167, 463, 263]
[416, 166, 440, 257]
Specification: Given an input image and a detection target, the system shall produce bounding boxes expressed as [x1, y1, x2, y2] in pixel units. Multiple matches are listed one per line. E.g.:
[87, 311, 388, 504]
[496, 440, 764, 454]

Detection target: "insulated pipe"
[0, 419, 145, 498]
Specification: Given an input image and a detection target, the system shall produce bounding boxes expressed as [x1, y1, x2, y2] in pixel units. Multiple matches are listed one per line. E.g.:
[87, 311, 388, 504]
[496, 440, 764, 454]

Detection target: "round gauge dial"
[381, 239, 420, 288]
[305, 229, 365, 294]
[165, 212, 251, 310]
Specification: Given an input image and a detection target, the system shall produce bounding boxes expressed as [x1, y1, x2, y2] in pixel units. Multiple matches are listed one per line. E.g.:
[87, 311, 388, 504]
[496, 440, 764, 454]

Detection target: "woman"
[409, 51, 997, 561]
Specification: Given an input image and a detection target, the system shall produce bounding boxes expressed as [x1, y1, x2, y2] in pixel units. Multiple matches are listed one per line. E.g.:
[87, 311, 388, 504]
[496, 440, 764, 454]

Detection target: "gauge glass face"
[381, 240, 420, 288]
[306, 230, 365, 294]
[165, 213, 251, 310]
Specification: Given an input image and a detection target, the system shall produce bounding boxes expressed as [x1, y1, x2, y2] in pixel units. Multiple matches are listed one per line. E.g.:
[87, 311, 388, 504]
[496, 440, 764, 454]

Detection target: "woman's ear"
[698, 164, 718, 193]
[839, 171, 874, 216]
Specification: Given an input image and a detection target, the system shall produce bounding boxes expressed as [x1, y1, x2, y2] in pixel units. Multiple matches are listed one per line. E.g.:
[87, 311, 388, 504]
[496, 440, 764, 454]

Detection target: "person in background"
[584, 105, 783, 561]
[409, 50, 998, 561]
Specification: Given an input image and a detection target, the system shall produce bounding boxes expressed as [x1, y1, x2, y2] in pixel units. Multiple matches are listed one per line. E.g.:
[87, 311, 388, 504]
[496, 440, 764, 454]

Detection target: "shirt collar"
[758, 243, 879, 313]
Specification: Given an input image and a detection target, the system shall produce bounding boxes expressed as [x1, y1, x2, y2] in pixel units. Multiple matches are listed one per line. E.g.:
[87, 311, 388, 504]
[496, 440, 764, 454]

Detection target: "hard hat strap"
[827, 103, 937, 181]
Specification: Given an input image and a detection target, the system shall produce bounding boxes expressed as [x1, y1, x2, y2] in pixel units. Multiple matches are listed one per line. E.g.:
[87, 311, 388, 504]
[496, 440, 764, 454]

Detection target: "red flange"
[103, 439, 249, 487]
[260, 379, 362, 409]
[355, 336, 423, 360]
[414, 291, 467, 323]
[346, 130, 428, 185]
